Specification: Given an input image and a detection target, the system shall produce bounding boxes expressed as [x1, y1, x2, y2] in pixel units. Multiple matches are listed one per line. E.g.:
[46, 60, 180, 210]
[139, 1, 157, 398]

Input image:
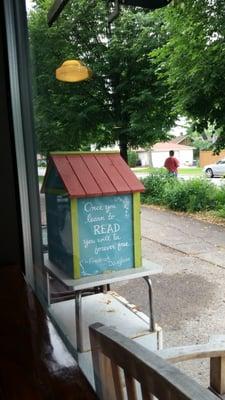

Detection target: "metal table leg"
[143, 276, 155, 332]
[75, 291, 83, 352]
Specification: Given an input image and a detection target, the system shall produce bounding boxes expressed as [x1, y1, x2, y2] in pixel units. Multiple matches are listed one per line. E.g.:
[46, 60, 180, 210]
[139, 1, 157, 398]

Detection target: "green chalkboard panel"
[78, 195, 134, 276]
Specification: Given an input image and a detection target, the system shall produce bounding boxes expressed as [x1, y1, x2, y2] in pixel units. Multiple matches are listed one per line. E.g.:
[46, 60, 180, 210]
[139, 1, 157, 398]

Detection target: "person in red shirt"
[164, 150, 179, 177]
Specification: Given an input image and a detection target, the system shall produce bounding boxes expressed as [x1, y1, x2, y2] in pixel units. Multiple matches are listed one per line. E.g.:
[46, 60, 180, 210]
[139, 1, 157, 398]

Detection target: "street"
[113, 205, 225, 386]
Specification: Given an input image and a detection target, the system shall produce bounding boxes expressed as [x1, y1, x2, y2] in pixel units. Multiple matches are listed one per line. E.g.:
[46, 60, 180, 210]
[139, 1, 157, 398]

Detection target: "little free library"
[42, 152, 144, 278]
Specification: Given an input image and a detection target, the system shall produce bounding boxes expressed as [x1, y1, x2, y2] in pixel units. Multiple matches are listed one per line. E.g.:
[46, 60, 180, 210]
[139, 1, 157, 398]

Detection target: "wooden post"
[210, 356, 225, 395]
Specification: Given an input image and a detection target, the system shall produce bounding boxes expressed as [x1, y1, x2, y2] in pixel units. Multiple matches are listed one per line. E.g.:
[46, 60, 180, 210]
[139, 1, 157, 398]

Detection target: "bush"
[162, 180, 188, 211]
[187, 179, 217, 212]
[128, 151, 139, 167]
[142, 174, 222, 213]
[215, 207, 225, 218]
[141, 169, 174, 204]
[163, 179, 216, 212]
[214, 186, 225, 208]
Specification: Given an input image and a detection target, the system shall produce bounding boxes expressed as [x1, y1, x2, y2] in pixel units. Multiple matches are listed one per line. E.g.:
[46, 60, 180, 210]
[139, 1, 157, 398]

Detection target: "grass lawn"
[178, 168, 202, 175]
[132, 167, 203, 176]
[38, 176, 44, 184]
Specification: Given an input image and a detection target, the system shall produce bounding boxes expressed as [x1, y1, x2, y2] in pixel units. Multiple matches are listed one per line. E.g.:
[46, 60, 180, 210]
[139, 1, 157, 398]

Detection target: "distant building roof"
[42, 152, 144, 198]
[169, 135, 189, 144]
[151, 142, 195, 152]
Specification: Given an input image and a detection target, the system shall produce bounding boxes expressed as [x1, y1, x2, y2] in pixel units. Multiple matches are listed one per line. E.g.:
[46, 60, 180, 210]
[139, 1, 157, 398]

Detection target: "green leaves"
[152, 0, 225, 152]
[142, 173, 219, 213]
[29, 0, 175, 156]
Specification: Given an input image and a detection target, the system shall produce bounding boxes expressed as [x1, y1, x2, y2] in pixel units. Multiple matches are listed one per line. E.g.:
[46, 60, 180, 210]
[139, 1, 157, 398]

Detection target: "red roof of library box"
[42, 152, 144, 198]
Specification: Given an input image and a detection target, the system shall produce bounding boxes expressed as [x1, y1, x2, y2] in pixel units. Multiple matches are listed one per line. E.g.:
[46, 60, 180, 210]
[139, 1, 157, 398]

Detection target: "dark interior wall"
[0, 2, 24, 267]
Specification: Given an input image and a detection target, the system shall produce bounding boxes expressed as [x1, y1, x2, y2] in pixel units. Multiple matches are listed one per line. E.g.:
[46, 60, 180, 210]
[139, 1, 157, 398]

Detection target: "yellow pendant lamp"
[56, 60, 92, 83]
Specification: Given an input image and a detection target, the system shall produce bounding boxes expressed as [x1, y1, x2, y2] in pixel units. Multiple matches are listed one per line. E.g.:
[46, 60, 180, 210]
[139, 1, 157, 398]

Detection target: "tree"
[152, 0, 225, 154]
[29, 0, 176, 160]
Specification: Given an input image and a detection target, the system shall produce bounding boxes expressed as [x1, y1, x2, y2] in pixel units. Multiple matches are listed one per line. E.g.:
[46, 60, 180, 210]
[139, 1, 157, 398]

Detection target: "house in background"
[170, 134, 193, 147]
[137, 142, 195, 167]
[200, 150, 225, 167]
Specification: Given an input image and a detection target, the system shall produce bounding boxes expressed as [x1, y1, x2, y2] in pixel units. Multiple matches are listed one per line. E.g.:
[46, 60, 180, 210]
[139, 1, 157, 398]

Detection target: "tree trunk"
[111, 72, 128, 162]
[148, 149, 153, 167]
[119, 136, 128, 163]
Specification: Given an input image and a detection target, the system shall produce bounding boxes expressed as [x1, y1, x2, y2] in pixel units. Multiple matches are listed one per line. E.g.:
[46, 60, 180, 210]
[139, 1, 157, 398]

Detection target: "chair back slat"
[124, 372, 137, 400]
[140, 385, 154, 400]
[111, 361, 125, 400]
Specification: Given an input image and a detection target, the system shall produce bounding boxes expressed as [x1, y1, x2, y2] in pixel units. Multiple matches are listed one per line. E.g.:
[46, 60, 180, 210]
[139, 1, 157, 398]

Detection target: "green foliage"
[162, 180, 188, 211]
[29, 1, 175, 156]
[215, 207, 225, 219]
[152, 0, 225, 153]
[127, 151, 139, 167]
[141, 169, 174, 204]
[214, 186, 225, 208]
[142, 174, 224, 213]
[163, 179, 216, 212]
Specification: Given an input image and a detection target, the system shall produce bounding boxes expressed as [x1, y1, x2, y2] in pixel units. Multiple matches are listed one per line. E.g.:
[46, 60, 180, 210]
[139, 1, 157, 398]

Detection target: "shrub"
[162, 180, 188, 211]
[215, 207, 225, 218]
[163, 179, 216, 212]
[142, 174, 221, 213]
[128, 151, 139, 167]
[185, 179, 216, 212]
[141, 169, 174, 204]
[214, 186, 225, 208]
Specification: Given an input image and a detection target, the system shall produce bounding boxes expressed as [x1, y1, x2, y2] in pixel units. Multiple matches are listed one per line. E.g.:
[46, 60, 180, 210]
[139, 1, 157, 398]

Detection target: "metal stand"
[75, 291, 82, 352]
[143, 276, 155, 332]
[44, 257, 162, 353]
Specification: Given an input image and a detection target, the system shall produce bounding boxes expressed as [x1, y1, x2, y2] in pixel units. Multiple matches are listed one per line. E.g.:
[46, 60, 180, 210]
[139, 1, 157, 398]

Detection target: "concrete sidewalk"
[141, 206, 225, 269]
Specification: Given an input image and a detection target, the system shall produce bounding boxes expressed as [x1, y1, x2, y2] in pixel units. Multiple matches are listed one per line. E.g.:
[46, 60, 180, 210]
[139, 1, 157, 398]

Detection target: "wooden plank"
[141, 385, 154, 400]
[70, 199, 80, 278]
[89, 323, 218, 400]
[158, 343, 225, 364]
[82, 154, 117, 196]
[100, 354, 117, 400]
[109, 154, 145, 192]
[111, 361, 124, 400]
[210, 356, 225, 395]
[67, 155, 102, 197]
[51, 155, 86, 197]
[97, 155, 131, 194]
[47, 0, 70, 26]
[124, 372, 137, 400]
[90, 323, 117, 400]
[89, 323, 105, 400]
[133, 193, 142, 268]
[50, 151, 118, 155]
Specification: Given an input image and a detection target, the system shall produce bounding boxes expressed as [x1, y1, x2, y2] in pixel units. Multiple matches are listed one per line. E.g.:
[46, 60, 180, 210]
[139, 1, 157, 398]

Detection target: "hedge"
[141, 171, 225, 214]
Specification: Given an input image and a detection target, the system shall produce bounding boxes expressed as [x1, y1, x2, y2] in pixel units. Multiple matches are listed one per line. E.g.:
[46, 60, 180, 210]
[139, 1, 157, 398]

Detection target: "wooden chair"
[158, 339, 225, 398]
[89, 323, 218, 400]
